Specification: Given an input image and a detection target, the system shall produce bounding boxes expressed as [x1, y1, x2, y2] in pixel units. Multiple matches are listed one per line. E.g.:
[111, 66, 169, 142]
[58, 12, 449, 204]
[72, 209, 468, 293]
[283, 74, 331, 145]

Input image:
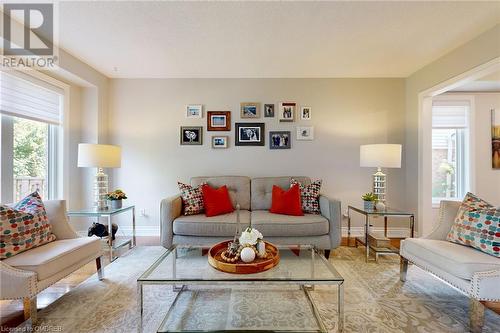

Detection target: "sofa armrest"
[470, 268, 500, 301]
[319, 195, 342, 249]
[423, 200, 461, 240]
[160, 195, 182, 248]
[0, 262, 37, 300]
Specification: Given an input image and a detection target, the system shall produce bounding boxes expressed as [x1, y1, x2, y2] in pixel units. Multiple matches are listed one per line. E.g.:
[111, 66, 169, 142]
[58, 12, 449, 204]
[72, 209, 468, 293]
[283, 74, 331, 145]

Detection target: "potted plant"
[361, 192, 377, 211]
[107, 189, 127, 209]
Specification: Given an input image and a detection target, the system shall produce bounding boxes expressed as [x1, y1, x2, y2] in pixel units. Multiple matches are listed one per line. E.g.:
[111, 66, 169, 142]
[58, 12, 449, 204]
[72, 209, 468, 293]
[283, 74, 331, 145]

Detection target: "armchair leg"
[96, 256, 104, 280]
[23, 296, 37, 324]
[400, 257, 408, 282]
[470, 298, 485, 333]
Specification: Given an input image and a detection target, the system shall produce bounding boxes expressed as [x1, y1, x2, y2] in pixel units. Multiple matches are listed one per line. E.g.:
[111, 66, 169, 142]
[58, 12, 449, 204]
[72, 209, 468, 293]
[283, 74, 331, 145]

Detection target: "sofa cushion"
[3, 237, 101, 281]
[251, 210, 328, 237]
[191, 176, 251, 210]
[251, 176, 311, 210]
[173, 210, 251, 237]
[202, 184, 234, 217]
[401, 238, 500, 280]
[269, 184, 303, 216]
[291, 178, 322, 214]
[178, 182, 205, 215]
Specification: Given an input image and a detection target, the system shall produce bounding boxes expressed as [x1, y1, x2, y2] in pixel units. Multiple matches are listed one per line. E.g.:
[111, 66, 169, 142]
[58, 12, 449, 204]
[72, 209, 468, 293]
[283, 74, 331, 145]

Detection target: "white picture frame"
[186, 105, 203, 118]
[278, 102, 296, 122]
[212, 136, 229, 149]
[300, 106, 312, 120]
[296, 126, 314, 140]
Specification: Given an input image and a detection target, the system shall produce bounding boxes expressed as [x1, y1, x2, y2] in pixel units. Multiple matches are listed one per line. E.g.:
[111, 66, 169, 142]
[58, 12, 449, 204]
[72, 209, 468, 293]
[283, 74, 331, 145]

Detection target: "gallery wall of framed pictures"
[180, 102, 314, 150]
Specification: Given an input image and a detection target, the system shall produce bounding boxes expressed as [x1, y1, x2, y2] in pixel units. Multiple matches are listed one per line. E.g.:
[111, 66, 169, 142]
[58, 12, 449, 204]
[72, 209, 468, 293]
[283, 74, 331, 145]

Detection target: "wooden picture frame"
[207, 111, 231, 131]
[235, 122, 265, 146]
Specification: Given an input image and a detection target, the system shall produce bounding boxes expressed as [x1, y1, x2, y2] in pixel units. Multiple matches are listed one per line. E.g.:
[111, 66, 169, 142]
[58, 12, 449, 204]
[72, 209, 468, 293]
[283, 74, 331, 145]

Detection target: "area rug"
[36, 246, 500, 332]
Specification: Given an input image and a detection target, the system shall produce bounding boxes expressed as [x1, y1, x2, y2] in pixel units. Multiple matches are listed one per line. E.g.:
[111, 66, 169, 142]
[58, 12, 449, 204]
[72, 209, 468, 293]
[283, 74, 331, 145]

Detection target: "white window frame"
[0, 70, 70, 203]
[430, 95, 475, 207]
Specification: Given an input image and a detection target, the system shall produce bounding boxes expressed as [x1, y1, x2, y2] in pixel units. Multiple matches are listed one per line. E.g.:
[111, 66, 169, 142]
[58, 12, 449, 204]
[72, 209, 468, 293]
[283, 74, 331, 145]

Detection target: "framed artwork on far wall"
[296, 126, 314, 141]
[269, 131, 291, 149]
[264, 104, 275, 117]
[180, 126, 203, 145]
[235, 122, 265, 146]
[301, 106, 312, 120]
[212, 136, 229, 149]
[240, 102, 260, 118]
[207, 111, 231, 131]
[186, 105, 203, 118]
[278, 102, 296, 122]
[492, 108, 500, 169]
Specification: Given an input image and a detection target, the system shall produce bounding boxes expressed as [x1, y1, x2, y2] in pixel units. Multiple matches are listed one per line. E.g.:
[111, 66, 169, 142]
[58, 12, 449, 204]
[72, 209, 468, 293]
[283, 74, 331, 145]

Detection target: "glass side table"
[67, 205, 136, 261]
[347, 205, 414, 262]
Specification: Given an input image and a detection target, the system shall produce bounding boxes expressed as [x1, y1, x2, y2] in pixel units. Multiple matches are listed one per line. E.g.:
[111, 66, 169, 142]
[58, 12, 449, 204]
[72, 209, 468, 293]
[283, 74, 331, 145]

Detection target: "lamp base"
[94, 168, 109, 210]
[372, 167, 387, 203]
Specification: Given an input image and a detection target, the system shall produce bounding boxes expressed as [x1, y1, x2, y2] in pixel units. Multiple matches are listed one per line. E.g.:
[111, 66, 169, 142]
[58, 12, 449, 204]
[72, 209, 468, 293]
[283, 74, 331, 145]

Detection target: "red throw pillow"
[201, 184, 234, 217]
[270, 184, 304, 216]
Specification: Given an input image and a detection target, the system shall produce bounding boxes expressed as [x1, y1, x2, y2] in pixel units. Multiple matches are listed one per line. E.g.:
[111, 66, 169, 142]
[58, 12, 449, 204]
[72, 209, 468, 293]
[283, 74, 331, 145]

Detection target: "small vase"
[110, 199, 122, 209]
[375, 201, 386, 211]
[257, 240, 266, 257]
[363, 200, 374, 211]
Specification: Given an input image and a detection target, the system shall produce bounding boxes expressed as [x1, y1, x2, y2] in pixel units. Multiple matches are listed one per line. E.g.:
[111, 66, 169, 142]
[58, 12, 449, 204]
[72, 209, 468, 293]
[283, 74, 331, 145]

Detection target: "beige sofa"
[400, 200, 500, 333]
[0, 200, 103, 324]
[160, 176, 341, 256]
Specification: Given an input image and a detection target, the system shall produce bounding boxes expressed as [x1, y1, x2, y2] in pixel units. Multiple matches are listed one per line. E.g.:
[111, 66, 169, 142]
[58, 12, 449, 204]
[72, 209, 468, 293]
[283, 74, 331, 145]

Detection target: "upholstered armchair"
[400, 200, 500, 333]
[0, 200, 104, 324]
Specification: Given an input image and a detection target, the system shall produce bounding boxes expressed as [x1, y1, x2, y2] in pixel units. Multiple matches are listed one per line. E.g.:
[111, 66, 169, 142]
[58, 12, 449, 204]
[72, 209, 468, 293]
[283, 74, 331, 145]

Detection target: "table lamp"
[78, 143, 121, 210]
[360, 144, 402, 204]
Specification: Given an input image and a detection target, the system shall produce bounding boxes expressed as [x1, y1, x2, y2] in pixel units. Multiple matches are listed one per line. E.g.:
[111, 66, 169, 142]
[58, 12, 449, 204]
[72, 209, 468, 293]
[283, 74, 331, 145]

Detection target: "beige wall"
[405, 24, 500, 234]
[108, 78, 406, 234]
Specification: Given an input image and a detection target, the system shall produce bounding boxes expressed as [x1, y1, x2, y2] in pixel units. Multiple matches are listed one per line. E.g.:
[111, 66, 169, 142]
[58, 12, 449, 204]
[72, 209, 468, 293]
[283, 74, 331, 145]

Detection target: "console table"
[347, 205, 414, 262]
[67, 205, 136, 261]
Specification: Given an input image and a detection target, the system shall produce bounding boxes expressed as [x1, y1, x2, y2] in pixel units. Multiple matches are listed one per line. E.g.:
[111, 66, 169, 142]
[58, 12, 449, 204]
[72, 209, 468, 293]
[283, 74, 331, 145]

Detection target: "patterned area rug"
[37, 246, 500, 332]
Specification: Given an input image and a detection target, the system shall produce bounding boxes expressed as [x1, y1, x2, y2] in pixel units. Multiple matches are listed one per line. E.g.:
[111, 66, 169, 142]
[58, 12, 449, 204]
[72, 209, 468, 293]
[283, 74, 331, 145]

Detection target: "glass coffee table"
[138, 245, 344, 333]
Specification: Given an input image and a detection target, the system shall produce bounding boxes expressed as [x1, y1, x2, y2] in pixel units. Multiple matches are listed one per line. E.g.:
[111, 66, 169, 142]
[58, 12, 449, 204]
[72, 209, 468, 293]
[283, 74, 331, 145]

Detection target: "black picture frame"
[180, 126, 203, 145]
[235, 122, 265, 146]
[269, 131, 291, 149]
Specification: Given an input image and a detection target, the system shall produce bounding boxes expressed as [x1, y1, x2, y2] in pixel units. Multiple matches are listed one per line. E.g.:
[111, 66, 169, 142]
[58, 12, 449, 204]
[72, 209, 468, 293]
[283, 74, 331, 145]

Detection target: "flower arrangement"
[107, 189, 127, 201]
[239, 227, 263, 246]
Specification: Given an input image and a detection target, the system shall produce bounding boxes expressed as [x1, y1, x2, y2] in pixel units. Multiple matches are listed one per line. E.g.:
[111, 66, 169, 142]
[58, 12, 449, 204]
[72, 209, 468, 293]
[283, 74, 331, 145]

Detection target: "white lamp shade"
[360, 144, 402, 168]
[78, 144, 121, 168]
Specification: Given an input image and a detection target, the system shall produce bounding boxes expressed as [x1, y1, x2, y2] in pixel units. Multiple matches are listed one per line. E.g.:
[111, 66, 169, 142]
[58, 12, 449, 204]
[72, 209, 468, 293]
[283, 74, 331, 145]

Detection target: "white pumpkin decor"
[240, 247, 256, 263]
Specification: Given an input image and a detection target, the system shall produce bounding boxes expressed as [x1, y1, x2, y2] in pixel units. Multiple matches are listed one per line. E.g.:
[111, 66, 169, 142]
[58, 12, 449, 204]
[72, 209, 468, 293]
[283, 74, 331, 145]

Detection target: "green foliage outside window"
[13, 117, 48, 178]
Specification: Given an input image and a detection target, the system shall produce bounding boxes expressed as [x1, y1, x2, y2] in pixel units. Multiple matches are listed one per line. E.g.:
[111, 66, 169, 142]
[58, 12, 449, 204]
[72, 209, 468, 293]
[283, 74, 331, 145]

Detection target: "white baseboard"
[342, 227, 410, 238]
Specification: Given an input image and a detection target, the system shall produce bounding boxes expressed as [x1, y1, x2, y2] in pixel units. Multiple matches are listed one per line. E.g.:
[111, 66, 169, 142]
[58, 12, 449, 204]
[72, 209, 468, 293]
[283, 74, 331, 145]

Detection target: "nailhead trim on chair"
[0, 261, 37, 299]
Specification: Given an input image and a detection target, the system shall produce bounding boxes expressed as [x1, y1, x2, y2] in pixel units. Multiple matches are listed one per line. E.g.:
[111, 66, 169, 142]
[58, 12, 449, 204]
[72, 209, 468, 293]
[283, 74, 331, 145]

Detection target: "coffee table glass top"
[138, 245, 343, 284]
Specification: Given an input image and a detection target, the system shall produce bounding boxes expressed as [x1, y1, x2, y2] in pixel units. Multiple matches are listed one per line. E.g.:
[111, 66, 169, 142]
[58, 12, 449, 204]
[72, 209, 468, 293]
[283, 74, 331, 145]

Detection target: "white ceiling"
[57, 1, 500, 78]
[451, 70, 500, 92]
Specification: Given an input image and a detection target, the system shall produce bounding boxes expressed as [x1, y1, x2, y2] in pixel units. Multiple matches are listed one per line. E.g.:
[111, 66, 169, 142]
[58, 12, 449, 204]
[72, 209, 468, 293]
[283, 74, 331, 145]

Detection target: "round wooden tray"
[208, 240, 280, 274]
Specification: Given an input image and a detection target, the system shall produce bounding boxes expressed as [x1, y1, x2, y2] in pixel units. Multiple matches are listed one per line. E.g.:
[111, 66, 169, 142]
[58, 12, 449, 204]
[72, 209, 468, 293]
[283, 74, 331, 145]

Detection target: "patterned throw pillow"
[0, 192, 56, 259]
[178, 182, 205, 215]
[447, 193, 499, 257]
[290, 178, 322, 214]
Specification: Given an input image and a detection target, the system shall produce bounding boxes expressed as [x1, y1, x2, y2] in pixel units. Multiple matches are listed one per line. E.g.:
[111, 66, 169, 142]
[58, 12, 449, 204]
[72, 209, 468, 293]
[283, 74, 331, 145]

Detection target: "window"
[431, 100, 470, 203]
[0, 71, 63, 202]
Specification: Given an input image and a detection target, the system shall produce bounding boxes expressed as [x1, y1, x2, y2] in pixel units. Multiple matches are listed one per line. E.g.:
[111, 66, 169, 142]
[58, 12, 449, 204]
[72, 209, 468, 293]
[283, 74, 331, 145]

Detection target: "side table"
[67, 205, 136, 261]
[347, 205, 414, 262]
